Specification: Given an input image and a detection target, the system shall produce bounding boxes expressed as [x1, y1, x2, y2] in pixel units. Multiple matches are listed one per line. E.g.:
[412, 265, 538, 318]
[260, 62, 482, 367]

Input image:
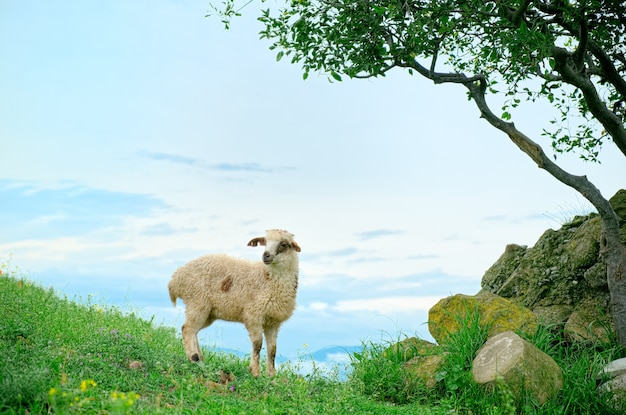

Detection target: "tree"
[217, 0, 626, 345]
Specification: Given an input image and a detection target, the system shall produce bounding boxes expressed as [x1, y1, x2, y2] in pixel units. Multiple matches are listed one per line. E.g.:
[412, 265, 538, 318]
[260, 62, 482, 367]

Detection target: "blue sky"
[2, 0, 625, 362]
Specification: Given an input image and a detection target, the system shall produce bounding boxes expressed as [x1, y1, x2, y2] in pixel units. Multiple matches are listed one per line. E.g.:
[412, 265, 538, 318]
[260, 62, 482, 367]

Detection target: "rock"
[533, 305, 573, 328]
[564, 300, 614, 344]
[384, 337, 438, 361]
[565, 217, 601, 271]
[583, 262, 608, 289]
[428, 293, 537, 345]
[598, 371, 626, 412]
[480, 244, 527, 293]
[495, 216, 603, 309]
[601, 373, 626, 392]
[478, 191, 626, 337]
[128, 360, 144, 370]
[472, 331, 563, 405]
[609, 189, 626, 225]
[404, 354, 446, 390]
[384, 337, 443, 390]
[598, 358, 626, 381]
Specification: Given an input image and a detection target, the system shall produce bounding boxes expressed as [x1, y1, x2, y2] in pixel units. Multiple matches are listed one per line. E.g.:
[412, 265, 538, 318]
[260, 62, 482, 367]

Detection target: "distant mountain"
[209, 345, 363, 362]
[308, 345, 363, 363]
[208, 344, 363, 378]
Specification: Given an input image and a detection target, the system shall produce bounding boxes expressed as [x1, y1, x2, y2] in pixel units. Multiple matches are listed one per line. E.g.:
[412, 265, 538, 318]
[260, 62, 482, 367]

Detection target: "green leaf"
[302, 71, 309, 80]
[502, 111, 511, 120]
[330, 71, 342, 82]
[276, 51, 284, 61]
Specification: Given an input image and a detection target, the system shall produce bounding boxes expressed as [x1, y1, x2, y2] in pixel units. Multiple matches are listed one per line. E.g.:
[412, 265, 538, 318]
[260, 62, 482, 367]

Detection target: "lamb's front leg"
[246, 322, 263, 377]
[264, 324, 280, 376]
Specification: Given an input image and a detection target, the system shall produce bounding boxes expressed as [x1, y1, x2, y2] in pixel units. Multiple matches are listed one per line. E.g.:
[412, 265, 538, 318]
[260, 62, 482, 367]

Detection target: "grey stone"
[472, 331, 563, 405]
[598, 358, 626, 381]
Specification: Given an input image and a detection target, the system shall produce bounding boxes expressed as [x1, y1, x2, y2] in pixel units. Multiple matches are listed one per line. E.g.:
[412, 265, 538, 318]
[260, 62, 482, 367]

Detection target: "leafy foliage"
[213, 0, 626, 162]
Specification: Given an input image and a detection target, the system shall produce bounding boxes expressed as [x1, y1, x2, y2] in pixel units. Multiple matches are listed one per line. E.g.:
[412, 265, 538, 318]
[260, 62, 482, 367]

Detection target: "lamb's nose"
[263, 252, 274, 264]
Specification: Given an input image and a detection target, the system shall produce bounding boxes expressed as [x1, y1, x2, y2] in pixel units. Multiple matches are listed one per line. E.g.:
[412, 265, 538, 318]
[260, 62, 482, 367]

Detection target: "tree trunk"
[464, 80, 626, 346]
[600, 210, 626, 345]
[408, 63, 626, 346]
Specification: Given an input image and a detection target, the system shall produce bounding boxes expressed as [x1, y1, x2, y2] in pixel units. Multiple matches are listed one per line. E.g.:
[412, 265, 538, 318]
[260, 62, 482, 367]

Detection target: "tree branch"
[512, 0, 533, 26]
[587, 40, 626, 99]
[552, 46, 626, 157]
[404, 59, 484, 85]
[571, 16, 588, 70]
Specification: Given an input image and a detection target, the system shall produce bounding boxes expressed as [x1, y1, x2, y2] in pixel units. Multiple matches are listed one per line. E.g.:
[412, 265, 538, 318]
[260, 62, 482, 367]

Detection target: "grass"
[1, 262, 624, 414]
[0, 264, 442, 414]
[347, 304, 625, 414]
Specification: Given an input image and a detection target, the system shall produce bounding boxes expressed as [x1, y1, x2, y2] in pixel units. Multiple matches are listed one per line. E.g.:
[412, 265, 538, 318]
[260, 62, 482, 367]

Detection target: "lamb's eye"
[278, 241, 289, 252]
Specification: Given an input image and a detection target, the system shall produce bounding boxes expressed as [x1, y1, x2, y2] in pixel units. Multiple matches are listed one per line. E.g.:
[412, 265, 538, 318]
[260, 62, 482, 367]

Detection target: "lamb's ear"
[247, 237, 266, 247]
[291, 241, 301, 252]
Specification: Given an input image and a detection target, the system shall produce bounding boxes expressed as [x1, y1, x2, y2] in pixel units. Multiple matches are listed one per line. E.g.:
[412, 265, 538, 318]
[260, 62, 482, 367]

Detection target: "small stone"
[128, 360, 143, 370]
[598, 358, 626, 381]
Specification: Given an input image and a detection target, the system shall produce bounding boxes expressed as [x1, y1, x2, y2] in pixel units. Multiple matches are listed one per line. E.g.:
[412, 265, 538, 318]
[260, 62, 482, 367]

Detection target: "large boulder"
[472, 331, 563, 405]
[479, 190, 626, 344]
[609, 189, 626, 227]
[403, 354, 446, 390]
[384, 337, 444, 390]
[481, 243, 527, 293]
[597, 358, 626, 412]
[428, 293, 537, 345]
[564, 298, 614, 343]
[384, 337, 438, 361]
[492, 216, 602, 308]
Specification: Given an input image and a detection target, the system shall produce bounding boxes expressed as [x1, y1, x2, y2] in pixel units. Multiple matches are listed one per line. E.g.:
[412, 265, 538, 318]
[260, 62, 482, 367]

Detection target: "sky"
[1, 0, 625, 364]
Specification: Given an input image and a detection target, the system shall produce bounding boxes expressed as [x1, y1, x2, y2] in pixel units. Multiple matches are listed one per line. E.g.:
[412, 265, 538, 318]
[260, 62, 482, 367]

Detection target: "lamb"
[168, 229, 301, 376]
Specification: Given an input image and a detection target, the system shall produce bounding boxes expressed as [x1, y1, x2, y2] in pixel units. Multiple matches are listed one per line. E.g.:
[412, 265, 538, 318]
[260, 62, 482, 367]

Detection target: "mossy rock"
[565, 216, 601, 270]
[493, 216, 603, 309]
[564, 300, 614, 344]
[384, 337, 439, 361]
[583, 261, 607, 289]
[609, 189, 626, 225]
[533, 305, 573, 328]
[386, 337, 444, 391]
[480, 244, 527, 293]
[403, 354, 446, 390]
[428, 293, 538, 345]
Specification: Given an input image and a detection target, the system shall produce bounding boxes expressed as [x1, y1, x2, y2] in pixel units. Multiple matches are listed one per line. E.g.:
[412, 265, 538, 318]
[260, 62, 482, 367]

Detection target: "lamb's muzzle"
[167, 229, 301, 376]
[263, 252, 274, 264]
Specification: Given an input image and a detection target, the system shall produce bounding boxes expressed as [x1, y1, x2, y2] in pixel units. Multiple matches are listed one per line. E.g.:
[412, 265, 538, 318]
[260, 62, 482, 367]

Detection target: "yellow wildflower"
[80, 379, 97, 392]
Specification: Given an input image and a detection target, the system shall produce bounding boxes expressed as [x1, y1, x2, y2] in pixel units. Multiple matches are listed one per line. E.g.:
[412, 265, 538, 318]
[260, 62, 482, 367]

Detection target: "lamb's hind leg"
[182, 304, 211, 362]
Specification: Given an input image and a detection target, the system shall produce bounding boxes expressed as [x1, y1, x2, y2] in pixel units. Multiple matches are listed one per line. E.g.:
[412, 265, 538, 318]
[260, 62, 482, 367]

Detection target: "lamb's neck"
[266, 258, 299, 287]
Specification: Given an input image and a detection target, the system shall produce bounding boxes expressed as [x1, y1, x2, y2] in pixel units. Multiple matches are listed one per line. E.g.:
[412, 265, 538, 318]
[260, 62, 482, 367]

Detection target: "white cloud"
[309, 302, 330, 312]
[333, 296, 442, 314]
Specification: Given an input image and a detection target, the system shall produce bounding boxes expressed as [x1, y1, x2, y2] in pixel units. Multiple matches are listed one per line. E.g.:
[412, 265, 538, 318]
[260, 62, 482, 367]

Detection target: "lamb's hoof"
[191, 353, 200, 362]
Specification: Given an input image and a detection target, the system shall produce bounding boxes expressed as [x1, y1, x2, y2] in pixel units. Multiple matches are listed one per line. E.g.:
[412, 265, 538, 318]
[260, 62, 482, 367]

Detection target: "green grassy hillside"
[1, 263, 623, 414]
[0, 266, 444, 414]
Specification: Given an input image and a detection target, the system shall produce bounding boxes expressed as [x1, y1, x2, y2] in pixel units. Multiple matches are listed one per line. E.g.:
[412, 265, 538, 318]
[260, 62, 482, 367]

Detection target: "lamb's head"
[248, 229, 301, 266]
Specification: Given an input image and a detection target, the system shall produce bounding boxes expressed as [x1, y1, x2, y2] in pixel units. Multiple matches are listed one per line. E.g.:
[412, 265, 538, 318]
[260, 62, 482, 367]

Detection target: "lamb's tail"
[168, 281, 178, 307]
